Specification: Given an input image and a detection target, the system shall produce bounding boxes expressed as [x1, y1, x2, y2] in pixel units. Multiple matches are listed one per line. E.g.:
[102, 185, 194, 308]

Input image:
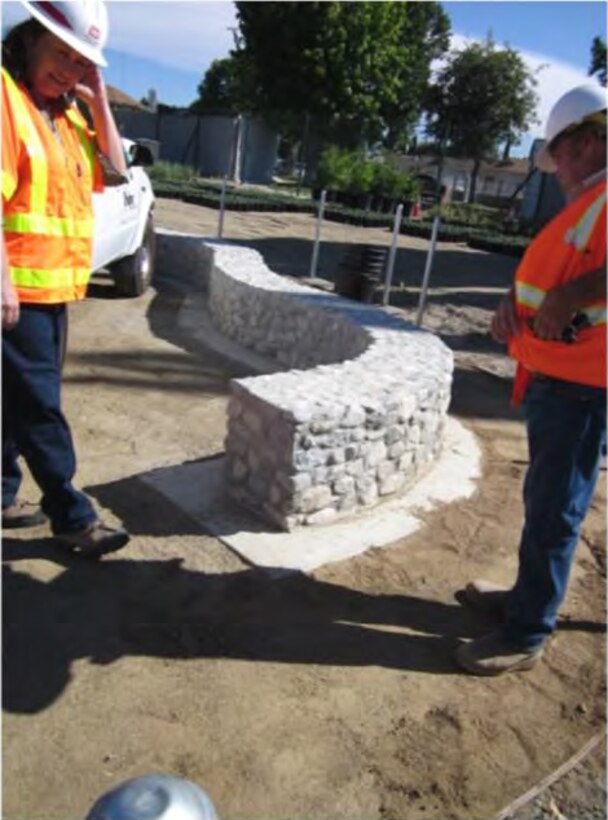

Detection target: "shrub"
[147, 161, 197, 184]
[315, 146, 352, 192]
[346, 154, 375, 195]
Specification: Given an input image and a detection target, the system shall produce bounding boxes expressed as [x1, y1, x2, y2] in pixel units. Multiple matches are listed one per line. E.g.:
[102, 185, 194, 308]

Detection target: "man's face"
[549, 129, 602, 194]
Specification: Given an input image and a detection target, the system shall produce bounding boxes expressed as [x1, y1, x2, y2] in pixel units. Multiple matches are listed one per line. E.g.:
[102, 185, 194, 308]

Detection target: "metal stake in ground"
[416, 215, 441, 326]
[309, 189, 327, 279]
[382, 202, 404, 306]
[217, 176, 228, 239]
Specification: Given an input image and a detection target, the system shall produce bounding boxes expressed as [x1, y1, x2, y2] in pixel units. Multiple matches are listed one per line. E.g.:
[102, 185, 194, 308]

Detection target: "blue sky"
[2, 1, 605, 157]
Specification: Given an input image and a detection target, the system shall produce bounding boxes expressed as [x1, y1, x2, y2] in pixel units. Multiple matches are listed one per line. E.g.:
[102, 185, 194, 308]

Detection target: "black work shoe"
[461, 578, 511, 617]
[456, 629, 544, 676]
[2, 500, 47, 529]
[55, 520, 130, 558]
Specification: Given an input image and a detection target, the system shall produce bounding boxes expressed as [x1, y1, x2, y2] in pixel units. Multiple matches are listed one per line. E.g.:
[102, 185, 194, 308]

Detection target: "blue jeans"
[2, 303, 96, 534]
[503, 376, 606, 650]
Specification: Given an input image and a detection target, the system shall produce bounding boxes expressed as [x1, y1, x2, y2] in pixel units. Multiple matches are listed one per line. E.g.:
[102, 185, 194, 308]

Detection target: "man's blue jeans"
[503, 376, 606, 650]
[2, 303, 96, 534]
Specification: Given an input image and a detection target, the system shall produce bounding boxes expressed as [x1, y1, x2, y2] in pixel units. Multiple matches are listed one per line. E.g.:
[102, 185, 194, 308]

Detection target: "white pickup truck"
[92, 139, 156, 297]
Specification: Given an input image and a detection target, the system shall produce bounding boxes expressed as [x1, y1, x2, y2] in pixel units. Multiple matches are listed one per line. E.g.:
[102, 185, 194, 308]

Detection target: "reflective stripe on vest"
[2, 68, 48, 214]
[65, 106, 96, 173]
[515, 281, 545, 310]
[3, 212, 94, 238]
[516, 279, 606, 327]
[10, 265, 91, 289]
[564, 188, 607, 251]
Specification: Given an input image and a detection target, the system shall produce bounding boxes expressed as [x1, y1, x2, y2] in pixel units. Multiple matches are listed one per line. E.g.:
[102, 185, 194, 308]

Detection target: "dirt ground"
[3, 201, 605, 820]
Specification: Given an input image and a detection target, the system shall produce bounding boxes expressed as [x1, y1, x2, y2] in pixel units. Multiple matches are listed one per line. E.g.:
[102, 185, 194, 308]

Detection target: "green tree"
[189, 56, 249, 114]
[232, 1, 450, 150]
[589, 36, 607, 86]
[425, 39, 538, 202]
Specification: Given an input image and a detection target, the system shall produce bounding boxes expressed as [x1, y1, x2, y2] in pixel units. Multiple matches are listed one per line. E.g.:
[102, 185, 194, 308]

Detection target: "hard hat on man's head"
[535, 84, 607, 173]
[20, 1, 109, 67]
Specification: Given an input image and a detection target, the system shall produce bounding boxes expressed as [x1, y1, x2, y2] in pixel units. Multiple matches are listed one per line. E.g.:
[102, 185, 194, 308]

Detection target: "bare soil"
[3, 200, 605, 820]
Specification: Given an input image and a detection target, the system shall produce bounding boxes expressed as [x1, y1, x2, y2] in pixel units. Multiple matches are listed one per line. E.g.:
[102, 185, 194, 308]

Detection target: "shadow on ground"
[4, 542, 603, 715]
[2, 548, 488, 713]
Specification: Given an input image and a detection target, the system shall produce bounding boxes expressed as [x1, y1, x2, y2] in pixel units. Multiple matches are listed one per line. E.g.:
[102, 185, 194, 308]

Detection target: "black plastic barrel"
[335, 244, 386, 303]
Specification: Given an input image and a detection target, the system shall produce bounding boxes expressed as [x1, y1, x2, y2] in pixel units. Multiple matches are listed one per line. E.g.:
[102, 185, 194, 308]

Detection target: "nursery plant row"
[153, 181, 531, 258]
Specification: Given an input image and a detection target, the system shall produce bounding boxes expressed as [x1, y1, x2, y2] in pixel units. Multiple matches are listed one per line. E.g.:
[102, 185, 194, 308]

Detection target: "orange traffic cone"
[411, 199, 422, 220]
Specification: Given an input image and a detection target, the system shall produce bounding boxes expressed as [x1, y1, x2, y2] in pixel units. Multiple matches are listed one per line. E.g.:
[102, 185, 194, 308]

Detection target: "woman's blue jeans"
[503, 376, 606, 650]
[2, 303, 96, 534]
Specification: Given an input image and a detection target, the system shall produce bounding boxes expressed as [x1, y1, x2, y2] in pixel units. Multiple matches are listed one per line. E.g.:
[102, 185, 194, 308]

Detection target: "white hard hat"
[20, 1, 109, 67]
[85, 774, 220, 820]
[536, 84, 607, 173]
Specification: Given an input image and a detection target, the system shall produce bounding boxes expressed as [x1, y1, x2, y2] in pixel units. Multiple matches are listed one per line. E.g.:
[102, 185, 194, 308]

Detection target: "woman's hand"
[74, 65, 107, 109]
[2, 275, 20, 330]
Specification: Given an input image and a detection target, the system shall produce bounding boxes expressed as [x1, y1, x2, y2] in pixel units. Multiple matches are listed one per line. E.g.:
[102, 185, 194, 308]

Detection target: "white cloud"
[106, 1, 238, 75]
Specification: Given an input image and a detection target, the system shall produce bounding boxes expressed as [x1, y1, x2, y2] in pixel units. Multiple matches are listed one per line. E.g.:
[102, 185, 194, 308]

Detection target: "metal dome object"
[85, 774, 219, 820]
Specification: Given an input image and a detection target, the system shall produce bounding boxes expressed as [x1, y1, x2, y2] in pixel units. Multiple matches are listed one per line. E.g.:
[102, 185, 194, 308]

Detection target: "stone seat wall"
[201, 242, 454, 531]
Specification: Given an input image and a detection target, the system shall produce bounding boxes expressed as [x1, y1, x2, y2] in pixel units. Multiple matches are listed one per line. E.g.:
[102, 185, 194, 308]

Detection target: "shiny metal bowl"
[85, 774, 219, 820]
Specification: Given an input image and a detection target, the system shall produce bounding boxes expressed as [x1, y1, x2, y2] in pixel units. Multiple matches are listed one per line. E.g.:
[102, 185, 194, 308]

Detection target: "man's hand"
[532, 286, 578, 340]
[2, 275, 19, 330]
[491, 290, 520, 343]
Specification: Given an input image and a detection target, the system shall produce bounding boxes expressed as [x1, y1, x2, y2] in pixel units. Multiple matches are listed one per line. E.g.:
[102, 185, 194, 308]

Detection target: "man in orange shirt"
[457, 85, 606, 675]
[2, 1, 130, 555]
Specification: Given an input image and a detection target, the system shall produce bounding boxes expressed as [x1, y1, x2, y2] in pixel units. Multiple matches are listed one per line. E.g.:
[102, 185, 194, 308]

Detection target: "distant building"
[106, 84, 147, 112]
[396, 145, 566, 231]
[396, 154, 531, 208]
[519, 139, 566, 228]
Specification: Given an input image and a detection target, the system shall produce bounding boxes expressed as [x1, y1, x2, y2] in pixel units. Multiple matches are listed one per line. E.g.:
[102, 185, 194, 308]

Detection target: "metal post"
[296, 112, 310, 198]
[416, 215, 441, 326]
[308, 189, 326, 279]
[382, 202, 404, 306]
[218, 175, 228, 239]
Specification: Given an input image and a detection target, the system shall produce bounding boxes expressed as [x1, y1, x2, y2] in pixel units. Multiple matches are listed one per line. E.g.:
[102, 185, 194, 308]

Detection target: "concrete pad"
[140, 416, 481, 572]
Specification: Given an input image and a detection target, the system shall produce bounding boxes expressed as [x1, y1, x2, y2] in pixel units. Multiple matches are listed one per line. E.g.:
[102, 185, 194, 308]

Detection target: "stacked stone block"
[206, 244, 454, 531]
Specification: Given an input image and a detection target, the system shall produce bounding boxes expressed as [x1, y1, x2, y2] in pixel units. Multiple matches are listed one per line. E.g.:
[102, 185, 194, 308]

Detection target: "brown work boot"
[456, 629, 544, 676]
[55, 520, 130, 557]
[2, 500, 47, 529]
[462, 578, 511, 617]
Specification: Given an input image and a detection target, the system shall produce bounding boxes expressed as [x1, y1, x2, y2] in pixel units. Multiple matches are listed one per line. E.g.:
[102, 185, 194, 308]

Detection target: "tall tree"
[425, 39, 538, 202]
[189, 55, 253, 114]
[232, 1, 450, 150]
[589, 36, 607, 86]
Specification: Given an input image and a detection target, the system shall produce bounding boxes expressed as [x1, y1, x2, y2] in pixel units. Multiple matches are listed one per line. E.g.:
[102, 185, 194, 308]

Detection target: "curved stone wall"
[156, 233, 454, 530]
[201, 242, 453, 530]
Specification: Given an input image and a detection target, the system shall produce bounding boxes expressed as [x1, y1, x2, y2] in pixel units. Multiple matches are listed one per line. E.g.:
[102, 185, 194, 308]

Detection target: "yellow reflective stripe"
[10, 265, 90, 288]
[583, 304, 607, 326]
[2, 170, 16, 201]
[3, 212, 93, 238]
[516, 281, 546, 309]
[565, 189, 607, 251]
[2, 68, 48, 214]
[65, 106, 96, 174]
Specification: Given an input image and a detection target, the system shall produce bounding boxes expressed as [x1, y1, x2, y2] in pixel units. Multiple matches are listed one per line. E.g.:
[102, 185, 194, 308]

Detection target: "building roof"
[397, 153, 532, 178]
[106, 84, 146, 111]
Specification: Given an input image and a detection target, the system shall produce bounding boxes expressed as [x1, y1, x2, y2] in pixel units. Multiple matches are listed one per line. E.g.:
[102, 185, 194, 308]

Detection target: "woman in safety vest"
[2, 1, 130, 555]
[456, 84, 606, 675]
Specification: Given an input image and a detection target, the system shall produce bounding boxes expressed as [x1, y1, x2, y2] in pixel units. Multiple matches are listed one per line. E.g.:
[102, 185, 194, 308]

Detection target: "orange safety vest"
[509, 177, 606, 399]
[2, 67, 103, 304]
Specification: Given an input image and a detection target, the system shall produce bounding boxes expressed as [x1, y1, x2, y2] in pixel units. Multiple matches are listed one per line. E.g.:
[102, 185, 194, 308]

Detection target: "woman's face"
[26, 31, 90, 100]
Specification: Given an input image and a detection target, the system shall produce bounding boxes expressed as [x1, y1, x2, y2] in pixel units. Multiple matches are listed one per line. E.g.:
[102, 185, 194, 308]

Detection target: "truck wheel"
[112, 216, 155, 298]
